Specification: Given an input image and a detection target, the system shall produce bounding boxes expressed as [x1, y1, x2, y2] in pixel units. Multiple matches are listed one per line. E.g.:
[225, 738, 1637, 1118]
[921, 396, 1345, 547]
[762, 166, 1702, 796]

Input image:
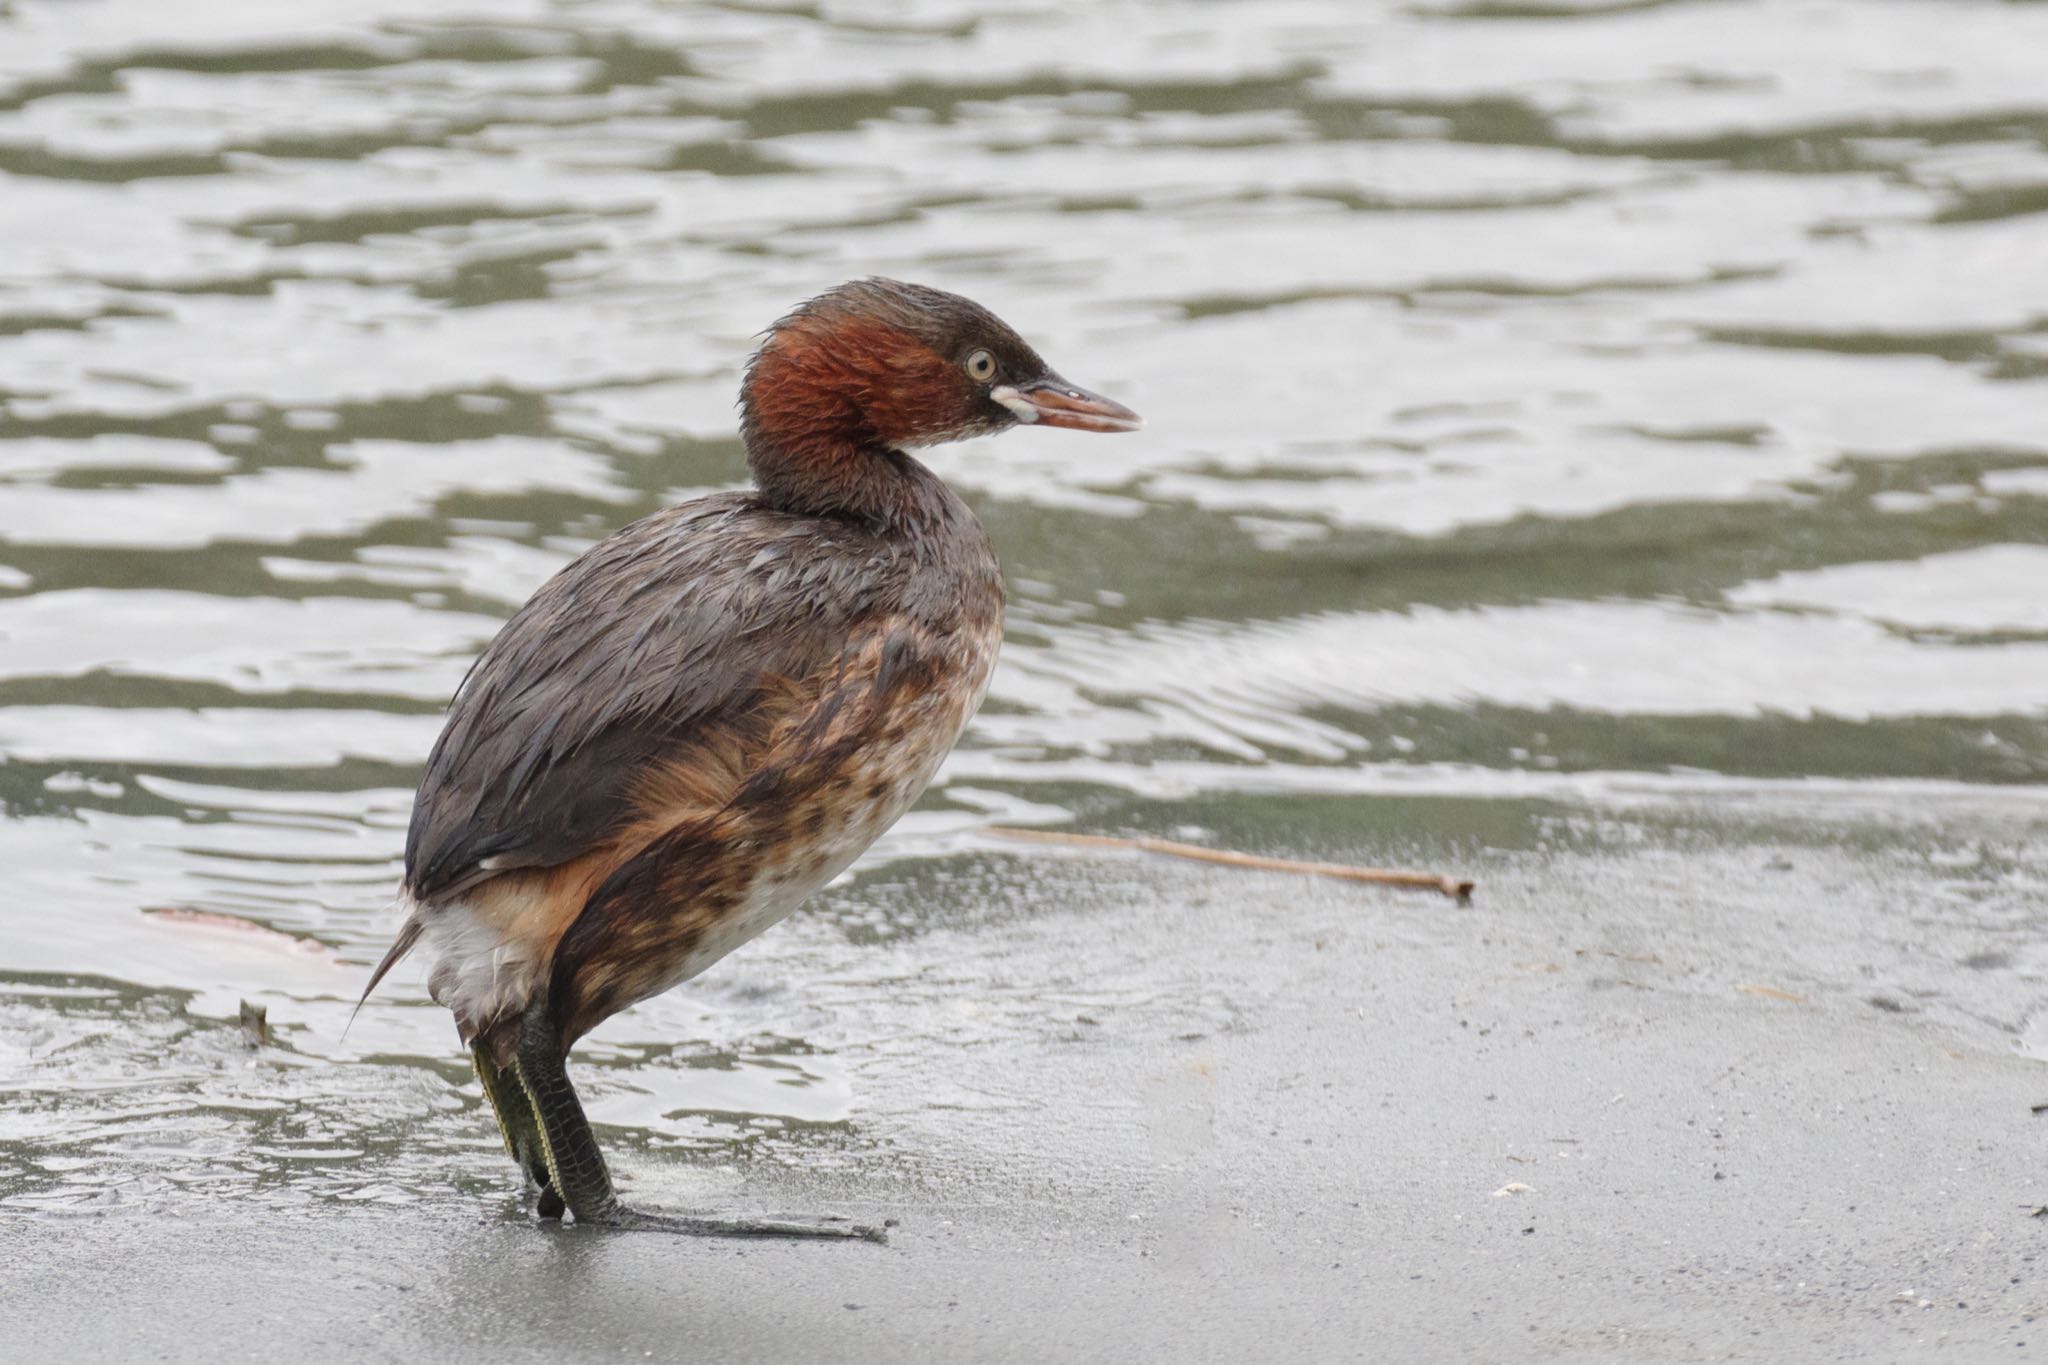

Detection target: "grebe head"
[740, 278, 1140, 518]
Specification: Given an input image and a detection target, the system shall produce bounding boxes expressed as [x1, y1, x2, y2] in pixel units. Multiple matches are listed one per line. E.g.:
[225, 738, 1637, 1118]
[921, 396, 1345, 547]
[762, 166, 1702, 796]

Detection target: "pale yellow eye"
[964, 349, 997, 382]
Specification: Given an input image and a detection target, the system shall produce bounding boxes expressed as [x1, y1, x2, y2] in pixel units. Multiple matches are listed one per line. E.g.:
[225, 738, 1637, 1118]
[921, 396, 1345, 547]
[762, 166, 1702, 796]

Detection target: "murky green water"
[2, 0, 2045, 1218]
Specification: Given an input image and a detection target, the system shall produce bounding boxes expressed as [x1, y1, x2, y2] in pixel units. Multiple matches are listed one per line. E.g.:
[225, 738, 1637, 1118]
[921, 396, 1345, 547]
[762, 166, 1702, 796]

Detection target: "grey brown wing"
[402, 497, 874, 905]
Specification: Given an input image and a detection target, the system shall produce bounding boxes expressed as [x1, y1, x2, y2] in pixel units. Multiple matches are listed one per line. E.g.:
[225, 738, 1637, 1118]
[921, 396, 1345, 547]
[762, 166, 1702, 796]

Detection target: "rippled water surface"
[2, 0, 2045, 1217]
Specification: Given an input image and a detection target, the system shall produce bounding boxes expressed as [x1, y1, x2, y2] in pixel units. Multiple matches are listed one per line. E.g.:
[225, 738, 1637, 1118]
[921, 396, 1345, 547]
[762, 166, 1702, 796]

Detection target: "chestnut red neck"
[739, 309, 952, 528]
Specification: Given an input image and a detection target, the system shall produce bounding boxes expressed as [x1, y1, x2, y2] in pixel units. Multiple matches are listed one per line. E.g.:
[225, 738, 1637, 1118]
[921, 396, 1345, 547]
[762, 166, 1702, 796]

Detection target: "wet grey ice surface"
[2, 0, 2047, 1358]
[10, 795, 2048, 1361]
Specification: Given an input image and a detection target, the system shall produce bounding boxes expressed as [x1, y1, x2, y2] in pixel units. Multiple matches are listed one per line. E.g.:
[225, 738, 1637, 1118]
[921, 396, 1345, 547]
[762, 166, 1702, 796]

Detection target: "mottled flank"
[546, 612, 995, 1047]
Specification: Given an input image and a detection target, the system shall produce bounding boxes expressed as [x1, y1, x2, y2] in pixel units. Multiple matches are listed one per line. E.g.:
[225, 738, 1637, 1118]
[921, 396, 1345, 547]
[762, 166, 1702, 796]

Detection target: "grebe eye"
[964, 349, 997, 382]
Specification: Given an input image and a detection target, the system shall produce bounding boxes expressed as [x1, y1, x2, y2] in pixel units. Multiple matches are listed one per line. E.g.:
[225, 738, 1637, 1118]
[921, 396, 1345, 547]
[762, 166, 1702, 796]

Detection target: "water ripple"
[2, 0, 2045, 1194]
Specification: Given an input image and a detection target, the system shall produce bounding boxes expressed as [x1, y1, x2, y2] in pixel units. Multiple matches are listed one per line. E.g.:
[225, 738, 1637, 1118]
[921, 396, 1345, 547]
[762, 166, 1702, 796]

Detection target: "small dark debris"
[237, 1000, 268, 1049]
[1867, 996, 1909, 1014]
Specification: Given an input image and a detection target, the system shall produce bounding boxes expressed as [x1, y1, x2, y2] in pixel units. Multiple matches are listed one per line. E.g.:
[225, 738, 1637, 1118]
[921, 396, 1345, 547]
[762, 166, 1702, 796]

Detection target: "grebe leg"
[473, 1046, 565, 1220]
[510, 1001, 886, 1242]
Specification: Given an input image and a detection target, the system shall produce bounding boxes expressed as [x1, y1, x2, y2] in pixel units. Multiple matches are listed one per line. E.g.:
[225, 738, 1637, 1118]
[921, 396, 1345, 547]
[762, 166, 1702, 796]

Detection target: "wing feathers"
[402, 495, 890, 906]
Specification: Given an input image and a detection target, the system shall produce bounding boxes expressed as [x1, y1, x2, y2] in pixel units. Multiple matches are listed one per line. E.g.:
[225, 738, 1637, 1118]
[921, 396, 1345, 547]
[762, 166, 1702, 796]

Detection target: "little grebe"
[363, 278, 1139, 1236]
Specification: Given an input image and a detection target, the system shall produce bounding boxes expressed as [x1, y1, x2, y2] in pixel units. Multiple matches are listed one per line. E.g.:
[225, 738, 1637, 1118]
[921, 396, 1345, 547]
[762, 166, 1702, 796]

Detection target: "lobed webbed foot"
[481, 1001, 885, 1244]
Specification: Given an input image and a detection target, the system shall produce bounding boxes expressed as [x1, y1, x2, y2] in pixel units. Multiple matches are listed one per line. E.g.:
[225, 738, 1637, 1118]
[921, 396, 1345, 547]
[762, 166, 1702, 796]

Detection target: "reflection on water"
[2, 0, 2045, 1213]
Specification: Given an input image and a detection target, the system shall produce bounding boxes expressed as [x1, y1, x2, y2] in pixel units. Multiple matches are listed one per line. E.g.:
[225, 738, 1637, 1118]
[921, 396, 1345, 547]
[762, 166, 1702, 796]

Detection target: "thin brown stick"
[983, 826, 1475, 901]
